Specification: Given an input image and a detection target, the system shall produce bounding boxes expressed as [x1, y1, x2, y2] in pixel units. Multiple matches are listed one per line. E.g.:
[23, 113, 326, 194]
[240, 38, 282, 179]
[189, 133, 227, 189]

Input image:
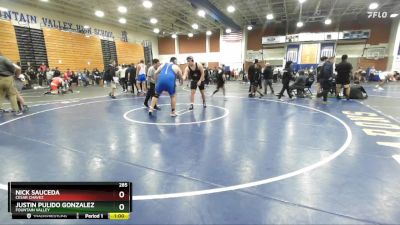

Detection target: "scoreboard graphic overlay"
[8, 182, 132, 220]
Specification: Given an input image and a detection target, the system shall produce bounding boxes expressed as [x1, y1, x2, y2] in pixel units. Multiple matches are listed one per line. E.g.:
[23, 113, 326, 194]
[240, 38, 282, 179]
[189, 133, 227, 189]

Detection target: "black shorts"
[216, 81, 224, 88]
[336, 77, 350, 85]
[190, 80, 205, 90]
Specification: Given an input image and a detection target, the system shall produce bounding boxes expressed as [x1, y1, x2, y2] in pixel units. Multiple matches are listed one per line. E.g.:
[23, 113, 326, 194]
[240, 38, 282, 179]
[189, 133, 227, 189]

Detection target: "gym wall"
[358, 58, 389, 71]
[207, 62, 219, 69]
[209, 32, 220, 52]
[43, 29, 103, 72]
[158, 37, 175, 55]
[247, 19, 392, 51]
[248, 18, 392, 70]
[0, 20, 20, 63]
[179, 34, 206, 53]
[157, 31, 221, 66]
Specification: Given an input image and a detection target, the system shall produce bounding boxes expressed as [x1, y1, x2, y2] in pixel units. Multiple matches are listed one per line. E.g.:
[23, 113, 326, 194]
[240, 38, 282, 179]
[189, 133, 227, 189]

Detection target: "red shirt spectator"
[39, 63, 47, 73]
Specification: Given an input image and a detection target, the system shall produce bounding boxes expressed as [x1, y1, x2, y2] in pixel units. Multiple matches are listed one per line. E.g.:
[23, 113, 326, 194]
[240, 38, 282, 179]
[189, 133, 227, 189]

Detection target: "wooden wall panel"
[208, 62, 219, 69]
[179, 34, 206, 54]
[210, 31, 220, 52]
[158, 37, 175, 55]
[43, 29, 103, 72]
[340, 20, 391, 45]
[0, 20, 20, 63]
[179, 64, 187, 73]
[116, 40, 144, 65]
[358, 57, 388, 71]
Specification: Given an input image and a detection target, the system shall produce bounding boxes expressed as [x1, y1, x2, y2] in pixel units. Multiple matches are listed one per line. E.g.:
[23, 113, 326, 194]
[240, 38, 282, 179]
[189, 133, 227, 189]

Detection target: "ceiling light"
[266, 14, 274, 20]
[247, 25, 253, 30]
[390, 13, 399, 18]
[119, 18, 126, 24]
[297, 21, 304, 27]
[0, 7, 8, 11]
[171, 34, 177, 38]
[143, 0, 153, 9]
[95, 10, 104, 17]
[153, 28, 160, 33]
[150, 18, 158, 24]
[83, 25, 90, 29]
[369, 2, 379, 10]
[227, 5, 235, 13]
[198, 10, 206, 17]
[192, 23, 199, 29]
[206, 30, 212, 36]
[40, 0, 49, 2]
[188, 33, 193, 37]
[324, 18, 332, 25]
[226, 28, 231, 33]
[299, 0, 306, 3]
[118, 6, 127, 13]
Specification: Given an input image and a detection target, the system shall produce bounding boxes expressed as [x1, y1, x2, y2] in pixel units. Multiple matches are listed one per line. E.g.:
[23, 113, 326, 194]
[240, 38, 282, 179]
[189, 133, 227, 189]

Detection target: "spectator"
[0, 52, 22, 115]
[335, 54, 353, 99]
[289, 70, 307, 98]
[277, 61, 294, 100]
[104, 60, 117, 99]
[262, 63, 274, 95]
[317, 56, 334, 102]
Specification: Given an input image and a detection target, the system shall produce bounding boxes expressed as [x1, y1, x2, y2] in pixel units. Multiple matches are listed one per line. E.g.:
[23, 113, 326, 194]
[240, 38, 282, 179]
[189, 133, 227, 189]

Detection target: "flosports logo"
[367, 11, 388, 18]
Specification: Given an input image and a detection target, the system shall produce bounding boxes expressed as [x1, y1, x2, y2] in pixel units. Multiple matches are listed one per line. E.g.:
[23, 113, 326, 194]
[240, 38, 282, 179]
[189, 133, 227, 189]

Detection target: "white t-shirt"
[120, 68, 128, 79]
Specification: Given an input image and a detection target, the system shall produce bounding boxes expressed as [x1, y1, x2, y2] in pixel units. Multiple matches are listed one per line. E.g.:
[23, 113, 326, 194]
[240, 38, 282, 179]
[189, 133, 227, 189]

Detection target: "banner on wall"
[393, 42, 400, 71]
[262, 36, 286, 45]
[301, 43, 319, 64]
[286, 44, 299, 63]
[0, 8, 114, 39]
[320, 43, 335, 58]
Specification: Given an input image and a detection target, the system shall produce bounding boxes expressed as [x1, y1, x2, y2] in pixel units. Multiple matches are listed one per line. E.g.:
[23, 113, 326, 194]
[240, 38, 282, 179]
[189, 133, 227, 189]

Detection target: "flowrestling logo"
[367, 11, 388, 18]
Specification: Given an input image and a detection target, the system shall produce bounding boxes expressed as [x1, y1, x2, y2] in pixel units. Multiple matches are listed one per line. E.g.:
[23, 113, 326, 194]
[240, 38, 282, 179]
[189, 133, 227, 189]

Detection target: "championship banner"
[286, 44, 299, 63]
[320, 43, 335, 58]
[301, 43, 319, 64]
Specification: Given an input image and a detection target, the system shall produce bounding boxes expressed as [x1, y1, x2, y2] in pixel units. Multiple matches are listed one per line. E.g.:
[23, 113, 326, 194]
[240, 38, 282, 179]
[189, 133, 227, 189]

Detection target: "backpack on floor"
[349, 84, 368, 99]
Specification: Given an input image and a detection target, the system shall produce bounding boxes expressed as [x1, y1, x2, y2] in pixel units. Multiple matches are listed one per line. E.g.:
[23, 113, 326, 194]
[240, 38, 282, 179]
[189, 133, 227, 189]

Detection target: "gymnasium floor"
[0, 81, 399, 224]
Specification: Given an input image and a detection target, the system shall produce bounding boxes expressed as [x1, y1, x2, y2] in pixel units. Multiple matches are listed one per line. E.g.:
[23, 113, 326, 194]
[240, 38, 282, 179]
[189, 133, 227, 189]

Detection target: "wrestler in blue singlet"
[156, 63, 176, 96]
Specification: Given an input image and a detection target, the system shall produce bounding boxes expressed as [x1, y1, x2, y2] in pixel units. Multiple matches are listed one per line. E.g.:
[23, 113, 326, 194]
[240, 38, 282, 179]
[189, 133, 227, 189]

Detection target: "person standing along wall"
[136, 60, 147, 94]
[317, 57, 334, 102]
[104, 60, 117, 99]
[0, 52, 22, 115]
[263, 63, 274, 95]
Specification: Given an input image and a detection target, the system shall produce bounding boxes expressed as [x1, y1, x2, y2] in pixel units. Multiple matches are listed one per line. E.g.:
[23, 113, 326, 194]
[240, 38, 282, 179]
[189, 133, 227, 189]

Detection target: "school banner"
[286, 44, 299, 63]
[320, 42, 335, 58]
